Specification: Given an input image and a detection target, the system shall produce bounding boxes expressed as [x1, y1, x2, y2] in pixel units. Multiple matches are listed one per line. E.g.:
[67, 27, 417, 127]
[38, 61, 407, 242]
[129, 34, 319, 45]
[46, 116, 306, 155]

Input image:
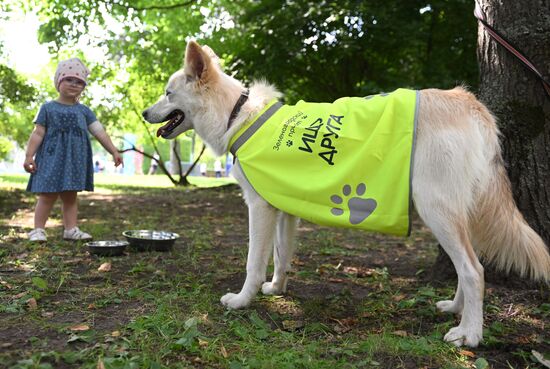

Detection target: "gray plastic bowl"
[122, 230, 179, 252]
[86, 240, 128, 256]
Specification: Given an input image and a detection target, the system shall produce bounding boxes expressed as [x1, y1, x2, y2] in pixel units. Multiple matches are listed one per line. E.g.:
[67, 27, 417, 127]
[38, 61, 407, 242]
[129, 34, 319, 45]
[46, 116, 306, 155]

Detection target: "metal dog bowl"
[122, 230, 179, 252]
[86, 240, 128, 256]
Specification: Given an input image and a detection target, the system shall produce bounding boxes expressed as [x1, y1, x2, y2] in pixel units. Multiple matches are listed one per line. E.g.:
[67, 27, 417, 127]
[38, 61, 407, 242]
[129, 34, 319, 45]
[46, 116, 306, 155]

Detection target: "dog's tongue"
[156, 122, 171, 137]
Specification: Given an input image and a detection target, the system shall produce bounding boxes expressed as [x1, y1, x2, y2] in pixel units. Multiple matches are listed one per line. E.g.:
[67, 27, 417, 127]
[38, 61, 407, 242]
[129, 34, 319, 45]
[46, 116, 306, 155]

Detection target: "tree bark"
[477, 0, 550, 244]
[431, 0, 550, 283]
[169, 140, 181, 175]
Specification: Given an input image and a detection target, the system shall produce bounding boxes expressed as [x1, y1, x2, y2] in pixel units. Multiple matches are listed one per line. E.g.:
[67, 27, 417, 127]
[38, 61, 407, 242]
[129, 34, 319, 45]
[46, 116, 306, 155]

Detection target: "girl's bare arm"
[24, 125, 46, 173]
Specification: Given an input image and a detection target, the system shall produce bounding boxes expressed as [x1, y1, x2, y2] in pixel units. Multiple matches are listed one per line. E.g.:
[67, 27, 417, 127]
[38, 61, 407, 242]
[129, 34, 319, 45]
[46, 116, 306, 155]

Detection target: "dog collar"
[227, 89, 250, 130]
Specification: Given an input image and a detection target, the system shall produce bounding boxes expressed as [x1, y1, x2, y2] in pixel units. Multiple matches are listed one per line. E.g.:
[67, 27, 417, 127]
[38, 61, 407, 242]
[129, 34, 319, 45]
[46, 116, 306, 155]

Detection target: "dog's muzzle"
[143, 109, 186, 138]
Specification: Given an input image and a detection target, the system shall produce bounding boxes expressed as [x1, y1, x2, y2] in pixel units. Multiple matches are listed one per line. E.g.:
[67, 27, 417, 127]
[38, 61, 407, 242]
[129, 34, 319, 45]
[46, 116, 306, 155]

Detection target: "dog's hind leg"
[221, 199, 278, 309]
[262, 212, 299, 295]
[419, 208, 484, 347]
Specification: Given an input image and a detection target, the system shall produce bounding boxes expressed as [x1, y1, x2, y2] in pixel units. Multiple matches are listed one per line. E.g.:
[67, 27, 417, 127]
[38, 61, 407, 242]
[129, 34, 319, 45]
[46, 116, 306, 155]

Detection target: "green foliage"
[474, 357, 489, 369]
[0, 64, 39, 158]
[0, 136, 14, 159]
[0, 64, 36, 108]
[215, 0, 478, 102]
[30, 0, 479, 119]
[39, 1, 478, 94]
[1, 1, 479, 168]
[31, 276, 48, 290]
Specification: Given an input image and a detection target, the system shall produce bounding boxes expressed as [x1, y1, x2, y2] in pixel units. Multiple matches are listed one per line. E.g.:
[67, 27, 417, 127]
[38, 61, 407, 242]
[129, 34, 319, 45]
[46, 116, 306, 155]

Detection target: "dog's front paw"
[436, 300, 462, 314]
[444, 326, 482, 347]
[261, 281, 284, 295]
[220, 293, 251, 309]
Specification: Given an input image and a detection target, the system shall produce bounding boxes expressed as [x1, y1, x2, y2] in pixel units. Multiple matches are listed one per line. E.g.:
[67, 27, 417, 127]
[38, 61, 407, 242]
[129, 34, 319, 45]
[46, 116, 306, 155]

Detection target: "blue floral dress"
[26, 101, 96, 193]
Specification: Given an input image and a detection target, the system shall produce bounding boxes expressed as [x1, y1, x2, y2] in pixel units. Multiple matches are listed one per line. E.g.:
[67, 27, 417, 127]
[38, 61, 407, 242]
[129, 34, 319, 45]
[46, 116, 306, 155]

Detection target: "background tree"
[33, 0, 478, 103]
[28, 0, 478, 182]
[476, 0, 550, 247]
[0, 2, 39, 160]
[433, 0, 550, 282]
[211, 0, 478, 102]
[0, 62, 37, 158]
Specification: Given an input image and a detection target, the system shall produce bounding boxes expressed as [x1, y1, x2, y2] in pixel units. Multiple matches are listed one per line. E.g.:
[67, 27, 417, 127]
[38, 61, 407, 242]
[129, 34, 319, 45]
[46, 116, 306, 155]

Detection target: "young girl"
[23, 58, 123, 242]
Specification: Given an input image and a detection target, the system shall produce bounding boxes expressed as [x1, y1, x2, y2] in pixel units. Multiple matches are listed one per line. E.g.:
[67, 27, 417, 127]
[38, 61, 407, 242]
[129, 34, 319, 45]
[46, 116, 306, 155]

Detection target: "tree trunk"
[477, 0, 550, 244]
[431, 0, 550, 283]
[191, 132, 196, 163]
[170, 139, 181, 175]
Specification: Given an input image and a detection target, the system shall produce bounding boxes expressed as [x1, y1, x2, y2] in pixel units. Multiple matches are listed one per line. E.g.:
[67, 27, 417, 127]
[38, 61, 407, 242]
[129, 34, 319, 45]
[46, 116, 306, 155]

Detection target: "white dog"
[142, 41, 550, 347]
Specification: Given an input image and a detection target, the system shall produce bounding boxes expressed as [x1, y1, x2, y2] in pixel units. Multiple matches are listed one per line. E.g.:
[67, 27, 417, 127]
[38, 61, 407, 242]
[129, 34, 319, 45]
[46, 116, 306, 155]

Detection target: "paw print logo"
[330, 183, 377, 225]
[286, 140, 293, 147]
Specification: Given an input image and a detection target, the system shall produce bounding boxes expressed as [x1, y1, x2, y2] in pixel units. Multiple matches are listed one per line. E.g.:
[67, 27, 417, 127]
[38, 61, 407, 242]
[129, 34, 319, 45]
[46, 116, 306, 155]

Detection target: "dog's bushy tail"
[470, 99, 550, 283]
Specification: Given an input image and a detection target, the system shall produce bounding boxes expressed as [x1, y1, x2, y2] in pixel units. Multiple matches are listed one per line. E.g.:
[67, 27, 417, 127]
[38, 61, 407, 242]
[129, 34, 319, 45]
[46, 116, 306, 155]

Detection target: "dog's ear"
[201, 45, 220, 65]
[184, 41, 212, 81]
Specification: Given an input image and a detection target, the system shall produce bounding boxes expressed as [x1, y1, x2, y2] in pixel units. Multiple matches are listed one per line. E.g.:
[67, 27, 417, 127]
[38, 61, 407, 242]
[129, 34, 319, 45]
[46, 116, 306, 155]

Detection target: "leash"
[227, 89, 250, 130]
[474, 2, 550, 98]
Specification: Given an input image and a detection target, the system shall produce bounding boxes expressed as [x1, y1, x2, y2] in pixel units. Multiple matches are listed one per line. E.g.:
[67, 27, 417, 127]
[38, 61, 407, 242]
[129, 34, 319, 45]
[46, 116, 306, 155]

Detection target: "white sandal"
[28, 228, 47, 242]
[63, 227, 92, 241]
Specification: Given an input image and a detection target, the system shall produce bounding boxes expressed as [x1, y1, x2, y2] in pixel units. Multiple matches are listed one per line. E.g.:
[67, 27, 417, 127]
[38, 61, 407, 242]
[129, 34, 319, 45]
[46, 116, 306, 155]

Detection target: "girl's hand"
[113, 152, 123, 167]
[24, 158, 37, 173]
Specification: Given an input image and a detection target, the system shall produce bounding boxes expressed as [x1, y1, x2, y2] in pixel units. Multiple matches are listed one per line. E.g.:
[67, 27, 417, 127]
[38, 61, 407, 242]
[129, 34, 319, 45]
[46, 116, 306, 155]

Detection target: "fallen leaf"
[41, 312, 54, 318]
[392, 330, 408, 337]
[392, 294, 406, 302]
[333, 324, 351, 334]
[12, 292, 28, 299]
[0, 280, 13, 289]
[532, 350, 550, 369]
[198, 338, 209, 347]
[97, 262, 111, 272]
[343, 266, 359, 275]
[27, 298, 38, 310]
[88, 303, 96, 310]
[328, 278, 346, 283]
[65, 258, 86, 265]
[111, 331, 121, 337]
[70, 324, 90, 331]
[282, 320, 304, 331]
[67, 334, 83, 343]
[459, 350, 475, 358]
[332, 317, 358, 327]
[17, 264, 33, 271]
[220, 344, 228, 358]
[1, 342, 13, 348]
[97, 357, 105, 369]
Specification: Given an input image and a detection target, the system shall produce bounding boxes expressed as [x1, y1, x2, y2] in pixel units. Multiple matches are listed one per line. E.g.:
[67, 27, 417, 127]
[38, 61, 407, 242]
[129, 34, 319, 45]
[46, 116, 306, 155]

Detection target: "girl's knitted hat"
[54, 58, 90, 91]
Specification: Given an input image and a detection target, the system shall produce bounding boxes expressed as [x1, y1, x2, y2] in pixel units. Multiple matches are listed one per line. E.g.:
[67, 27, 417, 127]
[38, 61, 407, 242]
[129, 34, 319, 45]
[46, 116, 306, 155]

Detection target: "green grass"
[0, 174, 548, 369]
[0, 173, 236, 191]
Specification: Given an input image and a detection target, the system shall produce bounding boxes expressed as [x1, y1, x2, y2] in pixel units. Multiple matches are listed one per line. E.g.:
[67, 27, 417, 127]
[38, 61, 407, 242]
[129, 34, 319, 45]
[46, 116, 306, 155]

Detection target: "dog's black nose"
[142, 110, 148, 120]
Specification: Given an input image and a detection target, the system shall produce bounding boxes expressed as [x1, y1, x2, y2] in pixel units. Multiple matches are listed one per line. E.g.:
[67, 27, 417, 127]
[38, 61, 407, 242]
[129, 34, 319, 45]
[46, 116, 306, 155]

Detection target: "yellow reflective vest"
[229, 89, 418, 236]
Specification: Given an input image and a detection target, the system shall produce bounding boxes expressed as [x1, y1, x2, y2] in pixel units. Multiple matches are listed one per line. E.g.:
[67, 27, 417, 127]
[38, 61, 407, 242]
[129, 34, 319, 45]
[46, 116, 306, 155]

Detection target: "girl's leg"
[59, 191, 78, 230]
[34, 193, 59, 229]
